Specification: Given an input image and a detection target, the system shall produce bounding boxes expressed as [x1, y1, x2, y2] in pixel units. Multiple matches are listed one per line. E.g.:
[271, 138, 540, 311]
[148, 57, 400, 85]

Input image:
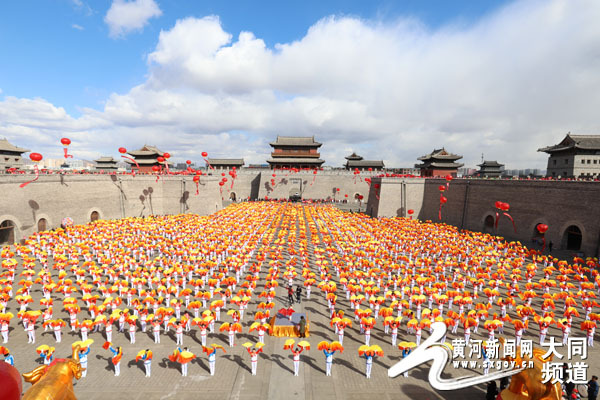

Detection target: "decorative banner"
[494, 202, 516, 233]
[202, 152, 214, 170]
[20, 153, 43, 188]
[193, 174, 201, 195]
[61, 138, 73, 159]
[438, 194, 447, 221]
[537, 224, 549, 251]
[118, 147, 140, 173]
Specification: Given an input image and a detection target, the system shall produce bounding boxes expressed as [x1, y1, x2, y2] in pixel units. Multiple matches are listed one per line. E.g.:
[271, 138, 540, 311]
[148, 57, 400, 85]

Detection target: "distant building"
[344, 152, 384, 171]
[0, 138, 30, 172]
[267, 136, 324, 169]
[206, 158, 245, 170]
[538, 133, 600, 178]
[476, 160, 504, 178]
[95, 156, 119, 172]
[126, 145, 171, 173]
[415, 148, 464, 177]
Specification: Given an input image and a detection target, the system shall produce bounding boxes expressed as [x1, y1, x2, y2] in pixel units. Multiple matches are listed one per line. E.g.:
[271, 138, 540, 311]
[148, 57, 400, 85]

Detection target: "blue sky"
[0, 0, 598, 169]
[0, 0, 507, 116]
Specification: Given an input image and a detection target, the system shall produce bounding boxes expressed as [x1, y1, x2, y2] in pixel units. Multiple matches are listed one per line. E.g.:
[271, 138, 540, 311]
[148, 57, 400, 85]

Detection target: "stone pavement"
[4, 204, 597, 400]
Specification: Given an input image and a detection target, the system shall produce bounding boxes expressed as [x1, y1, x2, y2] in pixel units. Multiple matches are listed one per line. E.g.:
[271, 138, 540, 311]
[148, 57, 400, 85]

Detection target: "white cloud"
[104, 0, 162, 38]
[72, 24, 84, 31]
[5, 0, 600, 169]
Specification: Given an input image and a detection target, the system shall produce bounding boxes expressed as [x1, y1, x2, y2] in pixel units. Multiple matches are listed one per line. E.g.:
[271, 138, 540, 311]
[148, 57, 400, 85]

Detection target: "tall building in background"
[344, 152, 385, 171]
[126, 145, 171, 173]
[0, 138, 30, 171]
[415, 148, 464, 177]
[267, 136, 325, 169]
[538, 134, 600, 178]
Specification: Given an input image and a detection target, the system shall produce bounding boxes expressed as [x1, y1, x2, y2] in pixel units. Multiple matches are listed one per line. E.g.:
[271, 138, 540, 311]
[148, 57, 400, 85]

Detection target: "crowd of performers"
[0, 202, 599, 381]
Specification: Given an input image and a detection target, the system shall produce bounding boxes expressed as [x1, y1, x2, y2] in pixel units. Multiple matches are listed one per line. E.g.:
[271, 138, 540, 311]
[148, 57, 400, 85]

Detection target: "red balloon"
[0, 362, 22, 400]
[439, 185, 446, 192]
[193, 176, 200, 183]
[537, 224, 549, 234]
[152, 165, 160, 172]
[186, 160, 192, 165]
[157, 156, 165, 163]
[29, 152, 43, 162]
[440, 196, 448, 204]
[407, 209, 414, 215]
[202, 152, 208, 157]
[118, 147, 127, 154]
[60, 138, 71, 146]
[163, 153, 171, 159]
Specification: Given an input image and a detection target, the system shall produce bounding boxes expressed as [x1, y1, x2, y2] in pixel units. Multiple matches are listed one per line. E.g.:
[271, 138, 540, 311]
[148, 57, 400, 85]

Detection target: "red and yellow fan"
[297, 341, 310, 350]
[202, 344, 226, 355]
[581, 320, 597, 331]
[283, 339, 296, 350]
[397, 341, 417, 351]
[136, 350, 152, 362]
[36, 344, 55, 355]
[358, 345, 384, 357]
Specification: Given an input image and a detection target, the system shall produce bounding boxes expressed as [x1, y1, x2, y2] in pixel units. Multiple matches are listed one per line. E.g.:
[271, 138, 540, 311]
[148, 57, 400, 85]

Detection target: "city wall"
[368, 178, 600, 258]
[0, 174, 222, 243]
[1, 171, 599, 258]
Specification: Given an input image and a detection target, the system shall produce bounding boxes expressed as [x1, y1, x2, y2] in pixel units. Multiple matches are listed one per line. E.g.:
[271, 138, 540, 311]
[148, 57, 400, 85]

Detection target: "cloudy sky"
[1, 0, 599, 169]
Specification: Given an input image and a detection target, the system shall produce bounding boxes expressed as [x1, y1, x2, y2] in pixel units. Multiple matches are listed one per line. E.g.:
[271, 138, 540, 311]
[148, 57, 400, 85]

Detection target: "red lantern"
[358, 195, 364, 200]
[368, 168, 373, 172]
[157, 156, 165, 163]
[408, 209, 414, 215]
[118, 147, 127, 154]
[186, 160, 192, 165]
[163, 153, 171, 159]
[501, 202, 510, 212]
[223, 178, 228, 182]
[29, 153, 43, 162]
[440, 196, 448, 204]
[537, 224, 549, 234]
[60, 138, 71, 146]
[445, 175, 453, 182]
[193, 176, 200, 183]
[152, 165, 160, 172]
[345, 194, 348, 198]
[336, 188, 340, 192]
[495, 201, 502, 209]
[202, 152, 208, 157]
[439, 185, 446, 192]
[219, 181, 224, 186]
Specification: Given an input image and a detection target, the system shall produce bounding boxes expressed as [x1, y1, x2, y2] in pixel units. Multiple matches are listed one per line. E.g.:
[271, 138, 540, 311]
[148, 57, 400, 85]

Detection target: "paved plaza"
[3, 203, 597, 399]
